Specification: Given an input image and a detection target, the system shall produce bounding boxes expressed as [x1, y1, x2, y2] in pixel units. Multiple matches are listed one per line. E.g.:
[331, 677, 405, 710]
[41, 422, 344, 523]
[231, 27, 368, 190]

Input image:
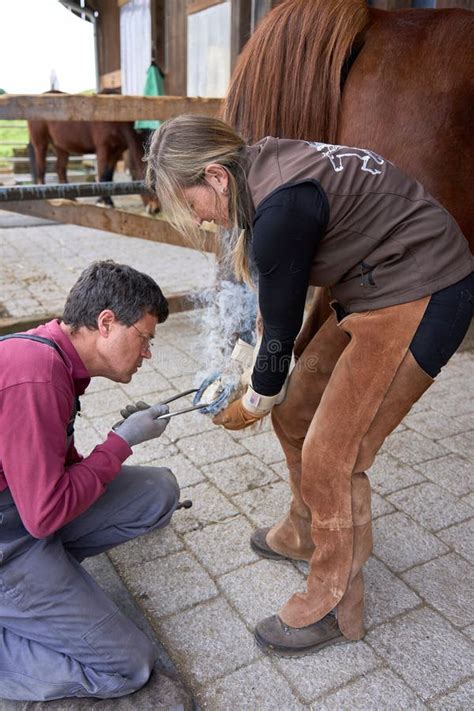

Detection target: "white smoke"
[194, 279, 257, 387]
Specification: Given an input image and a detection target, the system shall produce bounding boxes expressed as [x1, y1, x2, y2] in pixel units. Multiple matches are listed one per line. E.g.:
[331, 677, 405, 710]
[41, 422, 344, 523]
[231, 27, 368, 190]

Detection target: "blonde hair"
[146, 114, 254, 284]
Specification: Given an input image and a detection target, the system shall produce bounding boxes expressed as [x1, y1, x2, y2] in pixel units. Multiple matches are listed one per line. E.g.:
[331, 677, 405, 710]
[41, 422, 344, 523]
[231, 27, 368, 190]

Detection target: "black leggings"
[409, 272, 474, 378]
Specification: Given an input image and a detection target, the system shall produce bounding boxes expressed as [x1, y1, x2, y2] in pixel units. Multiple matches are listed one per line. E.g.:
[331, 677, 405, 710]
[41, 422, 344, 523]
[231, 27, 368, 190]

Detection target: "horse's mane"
[223, 0, 370, 143]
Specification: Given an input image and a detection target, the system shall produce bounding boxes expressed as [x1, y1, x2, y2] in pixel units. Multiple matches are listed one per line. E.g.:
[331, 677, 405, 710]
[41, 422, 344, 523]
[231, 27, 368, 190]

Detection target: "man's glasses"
[131, 323, 155, 354]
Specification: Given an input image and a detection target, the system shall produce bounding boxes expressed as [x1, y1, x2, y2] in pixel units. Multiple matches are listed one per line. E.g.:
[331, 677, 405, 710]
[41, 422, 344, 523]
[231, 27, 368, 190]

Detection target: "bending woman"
[146, 115, 473, 656]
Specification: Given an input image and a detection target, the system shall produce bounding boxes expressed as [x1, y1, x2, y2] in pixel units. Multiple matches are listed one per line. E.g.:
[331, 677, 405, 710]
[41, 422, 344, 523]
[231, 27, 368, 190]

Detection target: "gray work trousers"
[0, 464, 179, 701]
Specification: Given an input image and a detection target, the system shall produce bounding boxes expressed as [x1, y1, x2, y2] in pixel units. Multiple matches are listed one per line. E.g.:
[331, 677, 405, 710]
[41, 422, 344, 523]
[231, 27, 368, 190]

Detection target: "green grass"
[0, 120, 29, 171]
[0, 120, 29, 158]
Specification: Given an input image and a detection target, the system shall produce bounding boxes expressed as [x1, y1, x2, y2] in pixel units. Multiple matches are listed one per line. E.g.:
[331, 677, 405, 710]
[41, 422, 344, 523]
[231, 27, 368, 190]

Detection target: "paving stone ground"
[0, 210, 473, 710]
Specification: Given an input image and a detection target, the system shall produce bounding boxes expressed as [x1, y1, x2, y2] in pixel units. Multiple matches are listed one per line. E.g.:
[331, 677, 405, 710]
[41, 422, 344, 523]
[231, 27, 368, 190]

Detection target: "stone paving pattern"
[0, 212, 473, 709]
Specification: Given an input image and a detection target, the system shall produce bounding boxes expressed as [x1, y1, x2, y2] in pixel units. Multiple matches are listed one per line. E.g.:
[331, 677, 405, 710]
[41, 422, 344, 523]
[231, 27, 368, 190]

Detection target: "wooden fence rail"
[0, 199, 218, 253]
[0, 93, 222, 331]
[0, 92, 221, 255]
[0, 94, 223, 122]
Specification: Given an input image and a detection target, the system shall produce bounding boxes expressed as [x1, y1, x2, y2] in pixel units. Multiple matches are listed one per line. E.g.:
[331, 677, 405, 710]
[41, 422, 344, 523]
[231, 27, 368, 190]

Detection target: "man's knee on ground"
[93, 634, 155, 698]
[122, 634, 156, 690]
[158, 466, 180, 506]
[94, 619, 156, 696]
[140, 466, 180, 528]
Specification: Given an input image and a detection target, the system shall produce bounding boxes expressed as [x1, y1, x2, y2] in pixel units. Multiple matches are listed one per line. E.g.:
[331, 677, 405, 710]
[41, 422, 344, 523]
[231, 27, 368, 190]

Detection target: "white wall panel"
[187, 1, 231, 97]
[120, 0, 151, 95]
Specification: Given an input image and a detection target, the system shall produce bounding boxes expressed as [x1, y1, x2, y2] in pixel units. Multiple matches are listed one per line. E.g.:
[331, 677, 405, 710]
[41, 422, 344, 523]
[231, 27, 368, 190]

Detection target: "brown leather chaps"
[270, 295, 433, 639]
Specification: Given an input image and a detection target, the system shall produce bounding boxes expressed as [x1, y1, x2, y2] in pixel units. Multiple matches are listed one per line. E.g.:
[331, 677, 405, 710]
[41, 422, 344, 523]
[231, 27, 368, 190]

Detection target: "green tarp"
[134, 64, 165, 131]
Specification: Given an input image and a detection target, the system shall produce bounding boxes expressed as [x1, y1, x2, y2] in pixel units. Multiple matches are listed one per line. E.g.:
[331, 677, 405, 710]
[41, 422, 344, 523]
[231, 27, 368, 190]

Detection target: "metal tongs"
[154, 388, 208, 419]
[113, 388, 209, 430]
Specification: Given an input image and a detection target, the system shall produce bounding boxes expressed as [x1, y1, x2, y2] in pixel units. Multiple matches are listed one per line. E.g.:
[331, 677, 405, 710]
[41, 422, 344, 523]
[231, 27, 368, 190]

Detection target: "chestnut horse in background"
[28, 92, 149, 207]
[224, 0, 474, 250]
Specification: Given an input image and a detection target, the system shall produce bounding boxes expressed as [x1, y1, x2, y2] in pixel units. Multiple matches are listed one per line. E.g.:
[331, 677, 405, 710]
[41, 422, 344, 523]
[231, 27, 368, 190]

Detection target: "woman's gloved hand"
[114, 403, 170, 446]
[212, 398, 266, 430]
[213, 384, 283, 430]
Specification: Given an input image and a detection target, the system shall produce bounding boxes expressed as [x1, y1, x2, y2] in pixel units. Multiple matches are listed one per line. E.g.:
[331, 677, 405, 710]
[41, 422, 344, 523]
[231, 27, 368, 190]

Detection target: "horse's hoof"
[96, 198, 114, 208]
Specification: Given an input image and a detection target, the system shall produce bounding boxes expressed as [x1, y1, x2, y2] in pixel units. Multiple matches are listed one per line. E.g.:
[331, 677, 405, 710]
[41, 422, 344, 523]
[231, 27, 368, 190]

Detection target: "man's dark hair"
[62, 261, 168, 330]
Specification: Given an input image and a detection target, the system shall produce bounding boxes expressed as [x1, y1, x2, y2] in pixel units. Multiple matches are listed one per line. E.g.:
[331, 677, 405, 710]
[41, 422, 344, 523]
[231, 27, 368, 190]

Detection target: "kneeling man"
[0, 260, 179, 701]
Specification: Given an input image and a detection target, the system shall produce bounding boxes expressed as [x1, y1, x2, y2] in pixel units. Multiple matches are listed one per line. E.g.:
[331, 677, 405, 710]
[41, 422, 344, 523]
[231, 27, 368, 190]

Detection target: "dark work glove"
[114, 403, 170, 447]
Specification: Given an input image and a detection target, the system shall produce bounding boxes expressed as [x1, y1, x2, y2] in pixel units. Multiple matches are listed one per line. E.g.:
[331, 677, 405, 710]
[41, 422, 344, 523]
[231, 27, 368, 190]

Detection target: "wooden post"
[165, 0, 188, 95]
[231, 0, 252, 70]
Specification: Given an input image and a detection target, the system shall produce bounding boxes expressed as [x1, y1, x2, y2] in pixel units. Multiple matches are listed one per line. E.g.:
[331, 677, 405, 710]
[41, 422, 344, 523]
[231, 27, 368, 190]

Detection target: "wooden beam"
[1, 200, 218, 253]
[0, 94, 223, 122]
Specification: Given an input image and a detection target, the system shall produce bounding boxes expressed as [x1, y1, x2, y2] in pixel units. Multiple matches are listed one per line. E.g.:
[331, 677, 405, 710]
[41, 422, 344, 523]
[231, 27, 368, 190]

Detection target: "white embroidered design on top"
[308, 142, 385, 175]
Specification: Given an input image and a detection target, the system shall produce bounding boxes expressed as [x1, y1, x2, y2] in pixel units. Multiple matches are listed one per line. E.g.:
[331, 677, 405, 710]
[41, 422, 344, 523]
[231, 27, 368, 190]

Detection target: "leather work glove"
[212, 397, 265, 431]
[213, 383, 288, 431]
[114, 403, 170, 447]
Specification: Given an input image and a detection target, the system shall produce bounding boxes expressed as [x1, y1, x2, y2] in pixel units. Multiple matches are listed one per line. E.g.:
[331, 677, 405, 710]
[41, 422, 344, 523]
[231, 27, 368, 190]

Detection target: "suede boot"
[255, 299, 433, 656]
[257, 298, 431, 655]
[254, 471, 372, 654]
[254, 464, 315, 561]
[255, 611, 344, 657]
[335, 471, 372, 640]
[337, 347, 434, 639]
[255, 313, 350, 562]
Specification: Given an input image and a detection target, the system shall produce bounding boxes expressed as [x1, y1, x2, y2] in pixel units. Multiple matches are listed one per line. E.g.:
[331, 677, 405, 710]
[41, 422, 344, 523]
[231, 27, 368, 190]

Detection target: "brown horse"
[224, 0, 474, 249]
[28, 92, 149, 207]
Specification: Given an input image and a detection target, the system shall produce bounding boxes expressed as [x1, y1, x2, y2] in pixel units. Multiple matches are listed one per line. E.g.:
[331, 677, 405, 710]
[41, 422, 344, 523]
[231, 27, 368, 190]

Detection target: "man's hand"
[212, 398, 266, 431]
[120, 400, 150, 419]
[114, 403, 170, 446]
[112, 400, 150, 431]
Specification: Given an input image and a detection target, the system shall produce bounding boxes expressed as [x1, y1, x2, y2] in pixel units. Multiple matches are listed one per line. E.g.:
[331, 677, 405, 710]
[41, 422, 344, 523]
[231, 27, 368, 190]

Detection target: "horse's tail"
[223, 0, 369, 143]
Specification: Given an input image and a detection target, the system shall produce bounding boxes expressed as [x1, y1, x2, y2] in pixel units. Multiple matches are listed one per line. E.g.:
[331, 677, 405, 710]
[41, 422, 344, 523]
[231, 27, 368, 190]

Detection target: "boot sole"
[254, 629, 346, 658]
[250, 537, 296, 562]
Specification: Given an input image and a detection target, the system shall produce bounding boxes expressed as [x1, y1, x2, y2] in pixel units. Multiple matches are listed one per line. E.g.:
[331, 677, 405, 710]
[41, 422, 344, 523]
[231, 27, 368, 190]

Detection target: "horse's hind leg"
[32, 137, 48, 184]
[55, 148, 69, 183]
[27, 142, 38, 183]
[96, 148, 115, 207]
[28, 120, 50, 184]
[97, 166, 114, 207]
[99, 164, 114, 183]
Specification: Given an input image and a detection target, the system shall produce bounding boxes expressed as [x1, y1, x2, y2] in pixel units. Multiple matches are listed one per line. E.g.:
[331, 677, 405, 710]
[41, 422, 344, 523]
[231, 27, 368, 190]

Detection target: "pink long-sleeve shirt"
[0, 319, 131, 538]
